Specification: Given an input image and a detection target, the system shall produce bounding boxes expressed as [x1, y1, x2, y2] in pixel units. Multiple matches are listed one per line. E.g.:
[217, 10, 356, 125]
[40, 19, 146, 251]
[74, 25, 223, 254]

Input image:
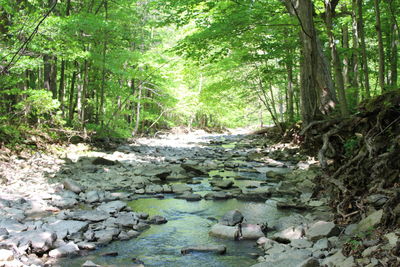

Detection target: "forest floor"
[0, 125, 398, 266]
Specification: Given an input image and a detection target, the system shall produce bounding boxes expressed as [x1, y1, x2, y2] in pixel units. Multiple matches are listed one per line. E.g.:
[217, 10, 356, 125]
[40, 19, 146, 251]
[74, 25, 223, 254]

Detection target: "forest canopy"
[0, 0, 398, 142]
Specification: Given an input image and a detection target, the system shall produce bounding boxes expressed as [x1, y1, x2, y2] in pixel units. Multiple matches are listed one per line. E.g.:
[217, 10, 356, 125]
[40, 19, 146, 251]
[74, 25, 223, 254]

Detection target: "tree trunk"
[99, 0, 108, 127]
[388, 0, 398, 88]
[132, 82, 142, 136]
[286, 58, 294, 122]
[325, 0, 349, 117]
[351, 0, 360, 105]
[284, 0, 336, 125]
[59, 59, 65, 115]
[357, 0, 371, 98]
[374, 0, 385, 92]
[43, 55, 57, 98]
[68, 66, 77, 123]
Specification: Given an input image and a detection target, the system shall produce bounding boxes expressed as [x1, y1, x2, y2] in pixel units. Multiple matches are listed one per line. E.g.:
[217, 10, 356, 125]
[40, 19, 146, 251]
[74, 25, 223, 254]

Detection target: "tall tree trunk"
[284, 0, 336, 125]
[351, 0, 360, 105]
[374, 0, 385, 92]
[43, 55, 57, 98]
[388, 0, 398, 88]
[286, 57, 294, 122]
[325, 0, 349, 116]
[59, 59, 65, 115]
[132, 82, 142, 136]
[357, 0, 371, 98]
[68, 65, 77, 123]
[342, 24, 351, 89]
[99, 0, 108, 127]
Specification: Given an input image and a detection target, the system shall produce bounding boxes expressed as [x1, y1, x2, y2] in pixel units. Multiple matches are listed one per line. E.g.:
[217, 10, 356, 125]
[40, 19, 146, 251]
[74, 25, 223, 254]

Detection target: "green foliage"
[343, 137, 359, 157]
[15, 90, 63, 125]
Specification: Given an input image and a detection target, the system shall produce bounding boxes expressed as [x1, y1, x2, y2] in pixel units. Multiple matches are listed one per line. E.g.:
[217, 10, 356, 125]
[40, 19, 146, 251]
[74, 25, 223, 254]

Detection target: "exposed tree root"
[302, 90, 400, 226]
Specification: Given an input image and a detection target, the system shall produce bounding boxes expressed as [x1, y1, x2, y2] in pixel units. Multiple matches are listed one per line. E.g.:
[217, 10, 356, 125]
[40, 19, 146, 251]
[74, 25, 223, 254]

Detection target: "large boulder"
[94, 228, 120, 244]
[113, 212, 139, 228]
[219, 210, 244, 226]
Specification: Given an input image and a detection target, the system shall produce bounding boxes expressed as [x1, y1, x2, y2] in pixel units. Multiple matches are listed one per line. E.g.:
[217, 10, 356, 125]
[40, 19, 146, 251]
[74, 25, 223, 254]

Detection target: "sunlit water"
[58, 138, 298, 267]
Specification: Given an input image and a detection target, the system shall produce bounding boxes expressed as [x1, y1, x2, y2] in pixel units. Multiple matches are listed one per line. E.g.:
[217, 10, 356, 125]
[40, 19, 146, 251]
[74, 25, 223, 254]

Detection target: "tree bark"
[283, 0, 336, 125]
[357, 0, 371, 98]
[388, 0, 398, 88]
[351, 0, 360, 105]
[68, 67, 77, 123]
[325, 0, 349, 117]
[374, 0, 385, 92]
[43, 55, 57, 98]
[59, 59, 65, 115]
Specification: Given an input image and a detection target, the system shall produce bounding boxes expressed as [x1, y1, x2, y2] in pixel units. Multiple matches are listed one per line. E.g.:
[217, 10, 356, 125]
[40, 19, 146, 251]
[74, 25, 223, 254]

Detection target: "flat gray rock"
[68, 210, 110, 222]
[11, 230, 57, 253]
[49, 241, 79, 258]
[0, 218, 27, 233]
[171, 184, 192, 194]
[45, 220, 88, 240]
[96, 201, 126, 214]
[94, 228, 120, 244]
[306, 221, 339, 241]
[113, 212, 139, 227]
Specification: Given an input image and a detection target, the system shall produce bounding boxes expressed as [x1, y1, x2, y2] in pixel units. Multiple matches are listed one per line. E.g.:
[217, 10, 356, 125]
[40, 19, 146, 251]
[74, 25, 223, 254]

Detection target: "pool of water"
[60, 196, 295, 267]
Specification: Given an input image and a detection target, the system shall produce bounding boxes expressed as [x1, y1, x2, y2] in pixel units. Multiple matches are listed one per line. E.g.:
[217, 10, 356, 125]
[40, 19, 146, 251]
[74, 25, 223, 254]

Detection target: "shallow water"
[58, 138, 298, 267]
[60, 196, 295, 267]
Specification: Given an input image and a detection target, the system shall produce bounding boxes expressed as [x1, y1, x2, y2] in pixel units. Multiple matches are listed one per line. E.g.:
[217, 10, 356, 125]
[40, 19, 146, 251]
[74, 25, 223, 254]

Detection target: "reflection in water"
[59, 197, 294, 267]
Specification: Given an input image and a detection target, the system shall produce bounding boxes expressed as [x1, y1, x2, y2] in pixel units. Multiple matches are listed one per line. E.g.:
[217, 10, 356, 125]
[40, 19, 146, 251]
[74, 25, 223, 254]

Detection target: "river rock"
[209, 224, 238, 240]
[94, 228, 120, 244]
[63, 179, 83, 193]
[210, 179, 234, 189]
[145, 184, 164, 194]
[291, 239, 313, 249]
[176, 192, 202, 201]
[11, 230, 57, 253]
[276, 200, 308, 210]
[241, 224, 265, 240]
[219, 210, 244, 226]
[149, 215, 168, 224]
[306, 221, 340, 241]
[82, 260, 102, 267]
[181, 245, 227, 255]
[273, 226, 305, 242]
[204, 191, 232, 200]
[77, 241, 96, 250]
[113, 212, 139, 227]
[52, 197, 78, 209]
[0, 249, 14, 261]
[0, 218, 27, 233]
[85, 191, 101, 203]
[92, 157, 116, 166]
[171, 184, 192, 194]
[97, 201, 127, 214]
[45, 220, 88, 240]
[356, 209, 383, 232]
[68, 210, 110, 222]
[49, 241, 80, 258]
[181, 160, 208, 175]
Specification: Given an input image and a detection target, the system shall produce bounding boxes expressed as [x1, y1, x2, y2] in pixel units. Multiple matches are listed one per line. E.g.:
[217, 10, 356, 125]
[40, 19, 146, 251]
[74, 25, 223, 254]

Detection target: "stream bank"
[0, 129, 397, 266]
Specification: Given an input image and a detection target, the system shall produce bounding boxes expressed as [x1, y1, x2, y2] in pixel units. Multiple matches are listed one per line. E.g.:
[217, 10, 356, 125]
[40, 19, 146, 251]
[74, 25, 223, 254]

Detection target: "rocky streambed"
[0, 130, 396, 267]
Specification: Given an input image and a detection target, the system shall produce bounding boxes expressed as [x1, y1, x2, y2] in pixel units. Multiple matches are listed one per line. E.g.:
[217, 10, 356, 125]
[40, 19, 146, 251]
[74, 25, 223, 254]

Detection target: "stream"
[58, 132, 311, 267]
